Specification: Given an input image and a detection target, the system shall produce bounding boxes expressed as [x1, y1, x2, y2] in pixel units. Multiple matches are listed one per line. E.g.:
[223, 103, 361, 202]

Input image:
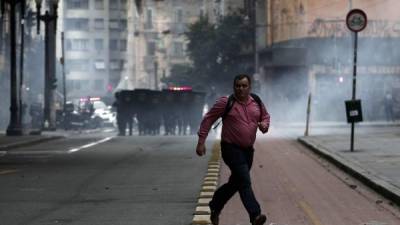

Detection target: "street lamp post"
[35, 0, 59, 130]
[249, 0, 260, 93]
[2, 0, 24, 136]
[60, 31, 67, 129]
[154, 61, 158, 90]
[252, 0, 258, 74]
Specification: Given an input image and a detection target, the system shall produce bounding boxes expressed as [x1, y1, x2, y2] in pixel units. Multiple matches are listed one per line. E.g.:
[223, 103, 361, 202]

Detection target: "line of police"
[113, 89, 206, 136]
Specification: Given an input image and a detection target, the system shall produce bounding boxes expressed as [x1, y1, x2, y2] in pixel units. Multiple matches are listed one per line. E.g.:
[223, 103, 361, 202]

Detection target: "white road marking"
[68, 136, 113, 153]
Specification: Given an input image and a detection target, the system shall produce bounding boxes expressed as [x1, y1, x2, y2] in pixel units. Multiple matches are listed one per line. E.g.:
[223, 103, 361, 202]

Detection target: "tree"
[184, 11, 253, 94]
[161, 63, 195, 87]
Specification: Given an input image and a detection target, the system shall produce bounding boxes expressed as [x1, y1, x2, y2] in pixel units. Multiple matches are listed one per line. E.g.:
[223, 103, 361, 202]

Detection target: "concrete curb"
[274, 122, 400, 129]
[193, 141, 221, 225]
[0, 136, 65, 151]
[298, 137, 400, 206]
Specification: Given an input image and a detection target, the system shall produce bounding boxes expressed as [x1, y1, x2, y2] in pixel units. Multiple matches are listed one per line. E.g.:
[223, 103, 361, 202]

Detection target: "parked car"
[90, 99, 116, 127]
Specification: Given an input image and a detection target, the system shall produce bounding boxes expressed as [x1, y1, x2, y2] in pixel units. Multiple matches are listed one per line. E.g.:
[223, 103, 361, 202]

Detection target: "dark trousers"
[209, 141, 261, 222]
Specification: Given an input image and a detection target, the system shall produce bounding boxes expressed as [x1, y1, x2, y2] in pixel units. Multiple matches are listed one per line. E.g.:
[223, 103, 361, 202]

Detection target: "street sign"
[346, 9, 367, 32]
[345, 100, 363, 123]
[346, 9, 367, 152]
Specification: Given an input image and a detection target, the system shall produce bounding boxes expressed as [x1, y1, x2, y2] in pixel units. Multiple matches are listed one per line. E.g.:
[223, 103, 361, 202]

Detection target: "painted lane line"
[299, 201, 324, 225]
[68, 137, 114, 153]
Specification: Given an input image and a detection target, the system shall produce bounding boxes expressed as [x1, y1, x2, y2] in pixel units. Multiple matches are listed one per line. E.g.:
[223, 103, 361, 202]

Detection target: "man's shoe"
[210, 210, 220, 225]
[252, 214, 267, 225]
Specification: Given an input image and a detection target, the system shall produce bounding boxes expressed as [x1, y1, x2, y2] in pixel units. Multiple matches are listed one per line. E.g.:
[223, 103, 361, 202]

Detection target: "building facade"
[131, 0, 247, 90]
[133, 0, 210, 90]
[61, 0, 249, 96]
[259, 0, 400, 121]
[62, 0, 132, 99]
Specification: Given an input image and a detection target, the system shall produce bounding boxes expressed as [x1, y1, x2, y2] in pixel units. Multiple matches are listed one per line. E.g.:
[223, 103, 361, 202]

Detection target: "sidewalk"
[0, 130, 66, 153]
[299, 128, 400, 205]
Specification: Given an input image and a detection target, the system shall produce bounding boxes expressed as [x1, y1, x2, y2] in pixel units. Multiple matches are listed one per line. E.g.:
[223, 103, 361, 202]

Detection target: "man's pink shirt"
[198, 96, 270, 148]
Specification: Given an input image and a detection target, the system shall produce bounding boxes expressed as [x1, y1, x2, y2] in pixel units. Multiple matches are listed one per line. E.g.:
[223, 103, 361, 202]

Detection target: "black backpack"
[213, 93, 263, 129]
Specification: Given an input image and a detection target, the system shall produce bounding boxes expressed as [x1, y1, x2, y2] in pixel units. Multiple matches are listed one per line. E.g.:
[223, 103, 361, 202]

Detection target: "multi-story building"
[259, 0, 400, 121]
[132, 0, 205, 90]
[132, 0, 247, 90]
[62, 0, 133, 99]
[61, 0, 249, 96]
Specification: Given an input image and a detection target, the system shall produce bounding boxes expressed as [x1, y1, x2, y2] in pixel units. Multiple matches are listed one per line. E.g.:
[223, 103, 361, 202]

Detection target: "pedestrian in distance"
[196, 74, 270, 225]
[112, 92, 126, 136]
[384, 92, 394, 122]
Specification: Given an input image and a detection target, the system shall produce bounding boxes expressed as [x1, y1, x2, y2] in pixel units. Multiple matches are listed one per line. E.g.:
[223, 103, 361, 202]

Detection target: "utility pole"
[19, 0, 26, 130]
[36, 0, 59, 130]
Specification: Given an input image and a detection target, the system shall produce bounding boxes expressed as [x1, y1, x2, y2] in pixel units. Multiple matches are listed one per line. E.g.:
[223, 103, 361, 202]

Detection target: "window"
[172, 42, 184, 57]
[175, 8, 183, 23]
[65, 0, 89, 9]
[81, 80, 90, 89]
[94, 18, 104, 30]
[120, 19, 127, 31]
[94, 80, 105, 91]
[121, 60, 127, 69]
[65, 18, 89, 31]
[145, 8, 153, 29]
[109, 19, 119, 30]
[109, 19, 126, 31]
[120, 39, 127, 51]
[95, 0, 104, 10]
[68, 59, 90, 72]
[147, 41, 156, 56]
[73, 80, 81, 90]
[199, 8, 205, 17]
[94, 60, 105, 70]
[109, 1, 118, 10]
[110, 59, 124, 70]
[66, 39, 90, 51]
[109, 39, 118, 51]
[120, 0, 127, 10]
[94, 39, 104, 51]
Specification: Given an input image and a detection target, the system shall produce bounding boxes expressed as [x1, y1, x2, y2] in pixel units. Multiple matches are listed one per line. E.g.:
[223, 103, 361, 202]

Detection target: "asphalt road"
[0, 131, 210, 225]
[2, 126, 400, 225]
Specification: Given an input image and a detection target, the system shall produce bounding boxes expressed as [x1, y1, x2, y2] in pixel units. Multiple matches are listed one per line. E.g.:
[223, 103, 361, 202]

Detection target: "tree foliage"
[166, 11, 253, 94]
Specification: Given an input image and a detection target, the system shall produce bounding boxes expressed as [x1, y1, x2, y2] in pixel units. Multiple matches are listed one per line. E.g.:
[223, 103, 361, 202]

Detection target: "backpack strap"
[221, 94, 235, 121]
[213, 95, 234, 129]
[250, 93, 263, 122]
[213, 93, 263, 129]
